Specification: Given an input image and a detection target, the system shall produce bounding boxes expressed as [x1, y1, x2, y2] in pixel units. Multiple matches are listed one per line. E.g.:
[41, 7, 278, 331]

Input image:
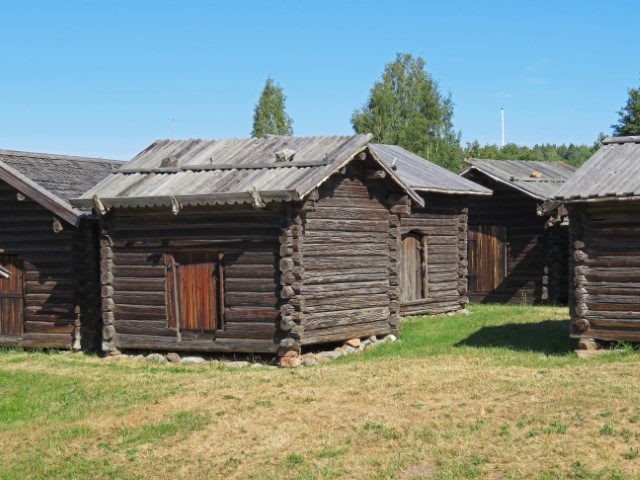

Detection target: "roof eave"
[71, 190, 301, 212]
[0, 160, 82, 226]
[460, 166, 546, 201]
[413, 186, 493, 196]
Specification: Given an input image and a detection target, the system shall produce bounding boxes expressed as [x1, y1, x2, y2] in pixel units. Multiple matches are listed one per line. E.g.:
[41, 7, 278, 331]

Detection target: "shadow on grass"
[456, 320, 577, 355]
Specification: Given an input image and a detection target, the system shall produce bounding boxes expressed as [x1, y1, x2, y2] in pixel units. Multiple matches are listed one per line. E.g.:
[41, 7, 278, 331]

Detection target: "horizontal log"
[304, 219, 388, 233]
[304, 286, 391, 301]
[301, 320, 391, 345]
[303, 280, 389, 295]
[401, 302, 460, 316]
[305, 206, 389, 221]
[302, 244, 388, 257]
[215, 322, 277, 339]
[114, 320, 177, 337]
[304, 267, 387, 285]
[225, 292, 279, 308]
[225, 308, 280, 323]
[113, 265, 165, 278]
[304, 294, 390, 314]
[303, 231, 387, 244]
[304, 306, 389, 330]
[113, 277, 166, 292]
[2, 333, 72, 349]
[113, 292, 166, 306]
[304, 256, 388, 270]
[115, 304, 167, 318]
[24, 321, 74, 334]
[113, 334, 279, 353]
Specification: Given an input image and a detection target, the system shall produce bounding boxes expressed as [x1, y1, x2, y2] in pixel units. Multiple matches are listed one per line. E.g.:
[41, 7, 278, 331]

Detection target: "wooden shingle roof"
[0, 149, 121, 225]
[553, 136, 640, 203]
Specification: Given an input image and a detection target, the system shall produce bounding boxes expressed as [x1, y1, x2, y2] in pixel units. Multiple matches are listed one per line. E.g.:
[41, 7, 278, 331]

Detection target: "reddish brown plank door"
[0, 255, 24, 337]
[172, 251, 222, 332]
[468, 225, 507, 293]
[399, 234, 427, 302]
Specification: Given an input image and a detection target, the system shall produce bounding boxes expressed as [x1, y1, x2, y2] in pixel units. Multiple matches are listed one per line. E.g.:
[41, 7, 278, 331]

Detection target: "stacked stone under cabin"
[71, 135, 490, 364]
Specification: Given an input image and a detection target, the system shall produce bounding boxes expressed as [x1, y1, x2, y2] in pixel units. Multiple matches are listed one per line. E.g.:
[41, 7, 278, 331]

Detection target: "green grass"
[1, 304, 640, 479]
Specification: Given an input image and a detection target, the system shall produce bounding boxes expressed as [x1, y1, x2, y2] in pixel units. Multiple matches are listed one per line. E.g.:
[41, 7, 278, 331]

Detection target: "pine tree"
[251, 78, 293, 138]
[612, 83, 640, 136]
[351, 53, 463, 171]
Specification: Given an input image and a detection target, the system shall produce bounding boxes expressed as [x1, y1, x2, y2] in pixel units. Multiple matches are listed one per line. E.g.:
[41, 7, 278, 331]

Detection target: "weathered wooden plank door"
[399, 234, 428, 302]
[0, 255, 24, 337]
[468, 225, 507, 293]
[167, 251, 223, 332]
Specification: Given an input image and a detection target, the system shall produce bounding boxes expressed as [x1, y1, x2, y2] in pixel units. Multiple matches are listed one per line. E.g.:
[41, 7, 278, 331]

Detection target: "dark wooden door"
[167, 251, 223, 332]
[468, 225, 507, 293]
[0, 255, 24, 337]
[399, 234, 428, 302]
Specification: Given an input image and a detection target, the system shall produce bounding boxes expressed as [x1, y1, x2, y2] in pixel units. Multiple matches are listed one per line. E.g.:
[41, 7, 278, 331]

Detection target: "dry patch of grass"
[1, 305, 639, 479]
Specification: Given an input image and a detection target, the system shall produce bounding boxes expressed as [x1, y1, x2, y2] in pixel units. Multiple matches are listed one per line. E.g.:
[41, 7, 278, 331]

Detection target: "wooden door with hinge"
[399, 233, 428, 302]
[166, 251, 225, 333]
[0, 255, 24, 337]
[468, 225, 508, 293]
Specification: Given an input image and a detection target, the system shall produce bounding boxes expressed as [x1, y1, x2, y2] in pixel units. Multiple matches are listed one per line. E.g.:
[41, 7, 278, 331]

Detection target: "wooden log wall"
[568, 202, 640, 343]
[101, 206, 283, 353]
[300, 171, 393, 345]
[399, 195, 468, 316]
[0, 181, 96, 348]
[466, 175, 567, 305]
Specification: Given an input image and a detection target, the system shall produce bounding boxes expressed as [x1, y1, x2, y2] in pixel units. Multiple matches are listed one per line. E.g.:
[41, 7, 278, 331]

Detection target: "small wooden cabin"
[370, 144, 491, 316]
[0, 149, 119, 349]
[72, 134, 480, 355]
[460, 159, 576, 305]
[551, 136, 640, 344]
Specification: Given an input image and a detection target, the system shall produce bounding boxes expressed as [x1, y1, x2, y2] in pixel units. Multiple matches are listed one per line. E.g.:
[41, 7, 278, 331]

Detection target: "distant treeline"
[461, 138, 603, 169]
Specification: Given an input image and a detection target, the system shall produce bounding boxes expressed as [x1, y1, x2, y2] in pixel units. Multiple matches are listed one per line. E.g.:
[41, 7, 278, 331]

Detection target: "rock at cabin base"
[344, 338, 361, 348]
[146, 353, 166, 363]
[180, 356, 205, 365]
[166, 352, 181, 363]
[303, 355, 318, 367]
[279, 355, 302, 368]
[278, 349, 299, 358]
[108, 349, 122, 356]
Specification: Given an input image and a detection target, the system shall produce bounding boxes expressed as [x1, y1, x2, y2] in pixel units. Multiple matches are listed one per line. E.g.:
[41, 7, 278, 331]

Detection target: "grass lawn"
[1, 304, 639, 479]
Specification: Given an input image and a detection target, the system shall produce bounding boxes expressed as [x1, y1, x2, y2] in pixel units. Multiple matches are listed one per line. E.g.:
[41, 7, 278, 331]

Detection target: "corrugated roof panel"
[370, 144, 491, 195]
[461, 158, 576, 200]
[554, 138, 640, 201]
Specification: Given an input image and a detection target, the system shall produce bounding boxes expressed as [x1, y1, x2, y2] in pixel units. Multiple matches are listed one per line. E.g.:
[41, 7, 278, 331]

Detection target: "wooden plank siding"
[103, 206, 283, 353]
[568, 202, 640, 342]
[399, 195, 468, 316]
[465, 175, 568, 305]
[300, 173, 393, 344]
[0, 181, 99, 349]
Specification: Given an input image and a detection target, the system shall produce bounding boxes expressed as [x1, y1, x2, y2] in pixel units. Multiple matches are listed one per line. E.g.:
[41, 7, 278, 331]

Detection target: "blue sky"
[1, 1, 638, 160]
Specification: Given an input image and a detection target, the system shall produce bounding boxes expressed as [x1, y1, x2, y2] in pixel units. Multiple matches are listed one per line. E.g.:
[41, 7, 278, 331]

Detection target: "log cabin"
[460, 159, 576, 305]
[0, 149, 120, 349]
[371, 144, 492, 316]
[72, 134, 486, 355]
[549, 136, 640, 344]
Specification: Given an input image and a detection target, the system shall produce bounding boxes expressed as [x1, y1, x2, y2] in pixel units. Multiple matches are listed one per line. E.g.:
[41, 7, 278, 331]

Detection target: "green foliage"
[251, 77, 293, 138]
[463, 137, 602, 168]
[352, 53, 464, 171]
[612, 82, 640, 136]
